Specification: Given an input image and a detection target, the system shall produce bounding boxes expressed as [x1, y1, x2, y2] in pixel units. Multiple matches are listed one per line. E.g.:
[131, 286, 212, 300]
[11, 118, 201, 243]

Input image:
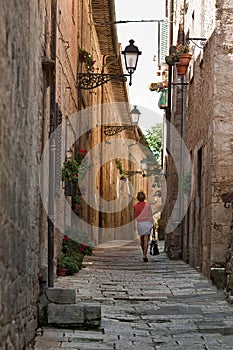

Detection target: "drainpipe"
[179, 75, 185, 258]
[47, 0, 57, 288]
[179, 0, 187, 258]
[166, 0, 174, 164]
[98, 55, 107, 244]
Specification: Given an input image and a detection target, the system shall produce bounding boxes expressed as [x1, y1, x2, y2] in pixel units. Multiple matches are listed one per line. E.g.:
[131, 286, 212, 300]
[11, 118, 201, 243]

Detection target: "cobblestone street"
[34, 240, 233, 349]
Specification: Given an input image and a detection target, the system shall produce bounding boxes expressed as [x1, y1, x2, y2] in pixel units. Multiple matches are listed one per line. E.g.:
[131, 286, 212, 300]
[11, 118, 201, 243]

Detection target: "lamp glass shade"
[131, 112, 139, 125]
[130, 105, 141, 125]
[140, 159, 147, 171]
[122, 40, 141, 73]
[125, 53, 138, 71]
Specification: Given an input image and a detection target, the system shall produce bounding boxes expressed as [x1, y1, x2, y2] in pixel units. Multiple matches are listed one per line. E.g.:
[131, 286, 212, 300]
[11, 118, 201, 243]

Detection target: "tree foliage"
[143, 124, 163, 188]
[145, 124, 162, 161]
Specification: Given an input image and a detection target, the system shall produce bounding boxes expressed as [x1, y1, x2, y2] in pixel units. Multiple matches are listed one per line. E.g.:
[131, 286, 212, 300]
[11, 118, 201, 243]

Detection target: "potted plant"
[176, 43, 192, 66]
[176, 63, 188, 75]
[57, 254, 80, 275]
[148, 82, 158, 91]
[176, 43, 191, 54]
[78, 243, 93, 256]
[57, 257, 68, 276]
[57, 235, 94, 276]
[79, 49, 95, 71]
[62, 149, 91, 185]
[62, 235, 93, 257]
[148, 81, 167, 92]
[62, 157, 80, 183]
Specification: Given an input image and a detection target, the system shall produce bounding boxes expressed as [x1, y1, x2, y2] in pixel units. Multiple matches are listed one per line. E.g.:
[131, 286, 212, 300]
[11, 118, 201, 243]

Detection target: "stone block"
[46, 288, 77, 304]
[210, 267, 227, 289]
[84, 303, 101, 327]
[47, 304, 84, 326]
[47, 302, 101, 328]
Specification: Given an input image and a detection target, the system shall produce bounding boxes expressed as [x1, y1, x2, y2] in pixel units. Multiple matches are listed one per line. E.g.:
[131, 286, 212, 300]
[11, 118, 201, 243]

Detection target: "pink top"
[133, 201, 153, 223]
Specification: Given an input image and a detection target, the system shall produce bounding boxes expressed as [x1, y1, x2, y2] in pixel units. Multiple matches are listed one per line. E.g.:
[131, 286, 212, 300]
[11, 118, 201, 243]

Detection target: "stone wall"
[59, 0, 141, 246]
[212, 0, 233, 288]
[0, 1, 148, 346]
[163, 0, 233, 289]
[0, 1, 44, 347]
[184, 0, 233, 279]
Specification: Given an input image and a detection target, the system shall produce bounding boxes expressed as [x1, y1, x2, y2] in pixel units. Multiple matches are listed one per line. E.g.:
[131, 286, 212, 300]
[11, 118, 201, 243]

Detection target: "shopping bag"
[150, 239, 160, 255]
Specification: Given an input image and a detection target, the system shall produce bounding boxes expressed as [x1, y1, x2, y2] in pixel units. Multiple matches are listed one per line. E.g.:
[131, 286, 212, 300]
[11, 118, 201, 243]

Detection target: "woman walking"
[133, 191, 154, 262]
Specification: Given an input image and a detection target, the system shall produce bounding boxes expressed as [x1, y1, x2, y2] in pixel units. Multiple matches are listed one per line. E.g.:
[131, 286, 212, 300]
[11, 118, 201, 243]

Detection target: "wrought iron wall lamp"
[120, 159, 147, 180]
[120, 170, 143, 179]
[78, 40, 141, 90]
[104, 106, 141, 136]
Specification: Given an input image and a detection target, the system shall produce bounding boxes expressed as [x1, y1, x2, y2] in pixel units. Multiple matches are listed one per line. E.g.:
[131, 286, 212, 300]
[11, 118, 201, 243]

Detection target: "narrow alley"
[34, 240, 233, 350]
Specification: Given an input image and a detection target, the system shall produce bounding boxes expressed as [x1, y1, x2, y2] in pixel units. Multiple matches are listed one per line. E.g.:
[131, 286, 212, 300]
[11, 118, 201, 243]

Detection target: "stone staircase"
[39, 287, 101, 328]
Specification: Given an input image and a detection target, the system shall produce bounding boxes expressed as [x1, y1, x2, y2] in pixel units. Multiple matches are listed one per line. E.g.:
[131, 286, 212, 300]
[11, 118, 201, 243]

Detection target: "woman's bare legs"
[140, 236, 144, 254]
[143, 235, 149, 258]
[140, 235, 149, 260]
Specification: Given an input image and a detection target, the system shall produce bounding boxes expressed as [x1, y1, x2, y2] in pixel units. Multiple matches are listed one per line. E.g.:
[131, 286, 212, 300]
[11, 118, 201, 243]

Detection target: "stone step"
[46, 288, 77, 304]
[47, 302, 101, 328]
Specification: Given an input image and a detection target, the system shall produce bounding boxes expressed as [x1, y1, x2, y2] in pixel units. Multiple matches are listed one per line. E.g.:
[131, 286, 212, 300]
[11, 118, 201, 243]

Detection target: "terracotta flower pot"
[176, 63, 187, 75]
[57, 268, 67, 276]
[178, 53, 192, 66]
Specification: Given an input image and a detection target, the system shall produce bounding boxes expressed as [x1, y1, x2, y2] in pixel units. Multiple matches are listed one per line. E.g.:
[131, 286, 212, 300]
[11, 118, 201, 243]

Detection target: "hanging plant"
[116, 159, 126, 176]
[79, 49, 95, 71]
[148, 81, 167, 92]
[62, 149, 91, 183]
[165, 53, 179, 66]
[176, 43, 191, 54]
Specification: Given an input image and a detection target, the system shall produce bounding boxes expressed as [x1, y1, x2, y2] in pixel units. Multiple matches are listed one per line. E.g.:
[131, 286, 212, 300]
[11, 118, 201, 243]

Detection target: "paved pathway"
[34, 240, 233, 349]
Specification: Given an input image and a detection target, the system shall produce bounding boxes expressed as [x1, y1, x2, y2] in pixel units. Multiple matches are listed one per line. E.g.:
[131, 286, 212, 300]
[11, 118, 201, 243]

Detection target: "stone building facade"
[0, 0, 148, 348]
[0, 1, 45, 348]
[161, 0, 233, 295]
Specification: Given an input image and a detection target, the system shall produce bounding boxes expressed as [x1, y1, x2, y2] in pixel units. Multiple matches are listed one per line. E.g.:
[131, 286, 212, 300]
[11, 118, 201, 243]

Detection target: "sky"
[115, 0, 166, 132]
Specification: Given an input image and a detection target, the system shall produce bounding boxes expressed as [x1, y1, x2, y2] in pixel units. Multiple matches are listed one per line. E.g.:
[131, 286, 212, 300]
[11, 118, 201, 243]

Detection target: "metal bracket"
[171, 82, 189, 91]
[104, 125, 135, 136]
[171, 83, 189, 86]
[224, 202, 233, 209]
[120, 170, 143, 180]
[187, 37, 207, 49]
[77, 73, 129, 90]
[125, 170, 143, 177]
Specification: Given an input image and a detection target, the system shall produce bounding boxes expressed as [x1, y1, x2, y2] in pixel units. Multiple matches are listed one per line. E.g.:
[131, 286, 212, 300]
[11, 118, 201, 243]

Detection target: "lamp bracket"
[224, 202, 233, 209]
[78, 73, 129, 90]
[124, 170, 143, 177]
[171, 82, 189, 91]
[104, 125, 135, 136]
[171, 82, 189, 85]
[187, 37, 207, 49]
